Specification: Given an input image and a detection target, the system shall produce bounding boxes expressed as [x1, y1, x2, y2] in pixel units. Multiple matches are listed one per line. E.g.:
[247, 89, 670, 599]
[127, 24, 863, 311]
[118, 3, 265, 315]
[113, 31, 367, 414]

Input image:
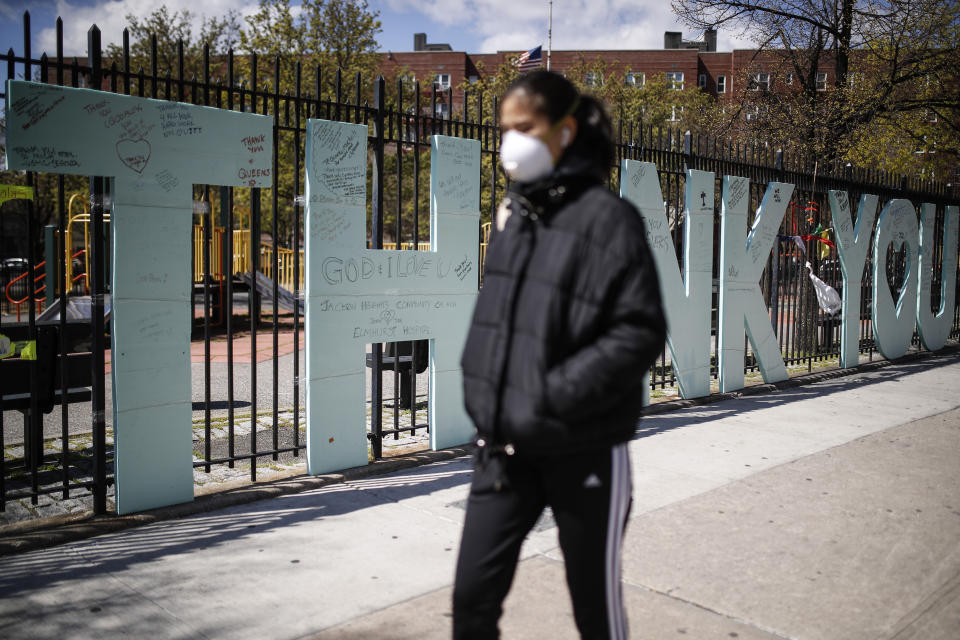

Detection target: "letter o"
[344, 258, 359, 282]
[872, 199, 919, 360]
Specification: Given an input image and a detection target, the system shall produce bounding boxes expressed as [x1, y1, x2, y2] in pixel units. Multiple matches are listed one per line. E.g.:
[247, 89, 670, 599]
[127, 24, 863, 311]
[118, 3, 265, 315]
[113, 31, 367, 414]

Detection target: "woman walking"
[454, 71, 667, 639]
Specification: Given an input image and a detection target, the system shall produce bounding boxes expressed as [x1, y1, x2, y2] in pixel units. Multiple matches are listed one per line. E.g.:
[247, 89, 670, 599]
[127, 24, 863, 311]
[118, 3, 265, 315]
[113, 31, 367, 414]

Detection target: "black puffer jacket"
[461, 157, 666, 456]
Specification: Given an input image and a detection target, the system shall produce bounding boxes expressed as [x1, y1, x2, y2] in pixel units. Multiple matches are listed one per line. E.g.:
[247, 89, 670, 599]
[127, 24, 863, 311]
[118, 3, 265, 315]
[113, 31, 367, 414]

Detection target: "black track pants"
[453, 443, 632, 639]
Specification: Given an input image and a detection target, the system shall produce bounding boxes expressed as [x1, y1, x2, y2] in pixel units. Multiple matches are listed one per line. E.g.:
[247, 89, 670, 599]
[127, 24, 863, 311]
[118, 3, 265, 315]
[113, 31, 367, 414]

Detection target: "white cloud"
[30, 0, 760, 58]
[0, 0, 22, 23]
[381, 0, 736, 52]
[33, 0, 260, 57]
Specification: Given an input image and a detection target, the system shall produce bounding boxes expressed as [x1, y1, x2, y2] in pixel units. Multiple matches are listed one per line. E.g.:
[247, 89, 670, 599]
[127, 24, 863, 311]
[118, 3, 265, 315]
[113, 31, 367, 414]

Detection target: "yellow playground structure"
[7, 192, 491, 320]
[4, 194, 103, 320]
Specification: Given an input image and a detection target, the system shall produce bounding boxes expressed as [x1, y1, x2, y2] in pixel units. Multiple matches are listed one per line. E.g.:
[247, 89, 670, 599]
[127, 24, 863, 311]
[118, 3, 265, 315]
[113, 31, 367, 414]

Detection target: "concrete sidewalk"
[1, 352, 959, 639]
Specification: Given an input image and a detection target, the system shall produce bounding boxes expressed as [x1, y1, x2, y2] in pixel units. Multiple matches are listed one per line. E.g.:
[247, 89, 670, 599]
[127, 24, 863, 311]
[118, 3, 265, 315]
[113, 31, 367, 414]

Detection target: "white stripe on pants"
[605, 442, 631, 639]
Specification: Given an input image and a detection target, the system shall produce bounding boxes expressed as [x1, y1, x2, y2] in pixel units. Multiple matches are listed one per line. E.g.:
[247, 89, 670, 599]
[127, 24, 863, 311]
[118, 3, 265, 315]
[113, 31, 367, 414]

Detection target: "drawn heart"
[116, 138, 151, 174]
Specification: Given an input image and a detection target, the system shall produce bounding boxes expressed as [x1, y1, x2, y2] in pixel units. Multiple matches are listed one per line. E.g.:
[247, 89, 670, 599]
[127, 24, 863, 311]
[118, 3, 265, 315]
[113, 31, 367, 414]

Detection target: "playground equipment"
[240, 271, 304, 314]
[4, 260, 46, 320]
[3, 192, 100, 320]
[381, 241, 432, 251]
[63, 193, 105, 291]
[192, 203, 305, 295]
[6, 189, 453, 322]
[3, 248, 91, 321]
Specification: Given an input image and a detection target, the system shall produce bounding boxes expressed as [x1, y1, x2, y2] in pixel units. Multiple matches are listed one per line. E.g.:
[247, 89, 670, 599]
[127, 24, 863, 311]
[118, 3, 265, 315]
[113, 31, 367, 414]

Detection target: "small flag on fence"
[515, 45, 543, 72]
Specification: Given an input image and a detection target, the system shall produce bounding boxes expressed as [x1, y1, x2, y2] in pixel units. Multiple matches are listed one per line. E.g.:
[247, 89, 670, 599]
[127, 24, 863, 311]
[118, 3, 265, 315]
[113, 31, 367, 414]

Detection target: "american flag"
[515, 45, 543, 72]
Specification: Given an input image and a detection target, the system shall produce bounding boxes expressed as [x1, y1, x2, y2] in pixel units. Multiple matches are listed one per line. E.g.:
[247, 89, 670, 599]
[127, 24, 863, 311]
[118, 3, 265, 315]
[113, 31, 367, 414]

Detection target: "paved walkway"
[1, 351, 959, 639]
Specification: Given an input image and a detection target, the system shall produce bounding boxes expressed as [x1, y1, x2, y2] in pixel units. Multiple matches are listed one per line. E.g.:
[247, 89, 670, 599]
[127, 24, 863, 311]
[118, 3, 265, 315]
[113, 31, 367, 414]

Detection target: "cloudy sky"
[1, 0, 750, 60]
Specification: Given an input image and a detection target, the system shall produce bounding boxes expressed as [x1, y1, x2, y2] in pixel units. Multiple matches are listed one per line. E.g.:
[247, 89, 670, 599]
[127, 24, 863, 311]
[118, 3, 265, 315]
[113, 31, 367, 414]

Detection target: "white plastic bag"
[806, 262, 842, 316]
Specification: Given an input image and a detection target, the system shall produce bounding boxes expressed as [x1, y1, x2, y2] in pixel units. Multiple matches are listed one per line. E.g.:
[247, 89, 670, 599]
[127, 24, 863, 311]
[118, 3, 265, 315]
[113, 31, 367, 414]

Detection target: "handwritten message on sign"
[310, 121, 367, 208]
[5, 81, 272, 195]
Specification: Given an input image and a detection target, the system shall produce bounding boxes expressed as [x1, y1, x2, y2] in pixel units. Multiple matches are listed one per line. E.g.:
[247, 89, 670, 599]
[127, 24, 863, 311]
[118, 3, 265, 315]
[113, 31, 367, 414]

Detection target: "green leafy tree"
[238, 0, 385, 248]
[241, 0, 382, 98]
[672, 0, 960, 185]
[104, 5, 242, 84]
[673, 0, 960, 355]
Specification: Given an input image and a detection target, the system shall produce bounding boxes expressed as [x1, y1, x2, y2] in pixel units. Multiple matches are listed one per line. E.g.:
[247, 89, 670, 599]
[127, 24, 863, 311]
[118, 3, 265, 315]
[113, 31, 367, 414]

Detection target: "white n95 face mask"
[499, 129, 555, 183]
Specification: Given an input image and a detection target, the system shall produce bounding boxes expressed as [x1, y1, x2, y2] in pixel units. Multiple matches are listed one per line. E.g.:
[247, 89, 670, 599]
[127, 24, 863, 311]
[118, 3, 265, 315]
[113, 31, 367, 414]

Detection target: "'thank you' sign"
[5, 80, 272, 514]
[304, 119, 479, 474]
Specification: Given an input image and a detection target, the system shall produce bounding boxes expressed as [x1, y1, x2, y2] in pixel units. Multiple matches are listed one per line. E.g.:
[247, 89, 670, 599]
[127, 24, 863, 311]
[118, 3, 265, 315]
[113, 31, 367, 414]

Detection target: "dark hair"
[503, 71, 614, 173]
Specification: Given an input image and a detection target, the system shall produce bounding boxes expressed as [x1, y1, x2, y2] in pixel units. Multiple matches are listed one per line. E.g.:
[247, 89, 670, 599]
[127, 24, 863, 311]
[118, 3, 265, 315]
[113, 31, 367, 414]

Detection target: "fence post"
[370, 75, 386, 459]
[770, 149, 784, 332]
[44, 225, 56, 308]
[22, 10, 31, 81]
[87, 24, 108, 515]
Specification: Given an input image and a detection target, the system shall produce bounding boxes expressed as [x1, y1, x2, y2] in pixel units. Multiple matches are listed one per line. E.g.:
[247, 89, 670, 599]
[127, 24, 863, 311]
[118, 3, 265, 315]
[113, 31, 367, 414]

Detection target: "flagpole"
[547, 1, 553, 71]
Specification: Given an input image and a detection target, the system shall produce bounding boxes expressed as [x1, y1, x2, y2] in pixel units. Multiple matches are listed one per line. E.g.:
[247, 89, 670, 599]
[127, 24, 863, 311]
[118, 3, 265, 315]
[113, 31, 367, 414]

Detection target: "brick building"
[379, 31, 836, 116]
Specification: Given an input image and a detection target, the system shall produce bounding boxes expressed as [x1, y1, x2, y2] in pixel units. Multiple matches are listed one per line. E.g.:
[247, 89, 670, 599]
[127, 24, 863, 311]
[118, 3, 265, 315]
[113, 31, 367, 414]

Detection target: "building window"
[435, 102, 449, 119]
[434, 73, 451, 90]
[585, 71, 603, 87]
[698, 74, 707, 89]
[749, 72, 770, 91]
[745, 105, 760, 123]
[665, 71, 684, 90]
[667, 105, 683, 122]
[847, 72, 862, 89]
[816, 72, 827, 91]
[468, 75, 478, 84]
[785, 72, 793, 85]
[625, 72, 644, 87]
[717, 75, 726, 93]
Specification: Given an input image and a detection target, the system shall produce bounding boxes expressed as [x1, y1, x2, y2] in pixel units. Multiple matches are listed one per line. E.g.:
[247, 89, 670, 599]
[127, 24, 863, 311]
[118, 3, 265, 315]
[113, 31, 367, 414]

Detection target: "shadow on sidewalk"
[635, 350, 960, 440]
[0, 457, 473, 597]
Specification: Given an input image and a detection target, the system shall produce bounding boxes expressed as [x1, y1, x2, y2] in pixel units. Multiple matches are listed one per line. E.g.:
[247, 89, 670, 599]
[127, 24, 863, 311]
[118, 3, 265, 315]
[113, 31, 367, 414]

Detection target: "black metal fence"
[1, 12, 958, 516]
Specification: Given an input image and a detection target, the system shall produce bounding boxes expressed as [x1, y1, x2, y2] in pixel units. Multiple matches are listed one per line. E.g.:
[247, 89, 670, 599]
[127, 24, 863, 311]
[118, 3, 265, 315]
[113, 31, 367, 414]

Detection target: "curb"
[642, 343, 960, 416]
[3, 343, 958, 557]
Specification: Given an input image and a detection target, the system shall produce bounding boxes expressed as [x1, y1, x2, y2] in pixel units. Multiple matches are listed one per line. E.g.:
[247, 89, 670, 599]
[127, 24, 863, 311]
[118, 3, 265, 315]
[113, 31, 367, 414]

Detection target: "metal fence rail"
[1, 11, 958, 515]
